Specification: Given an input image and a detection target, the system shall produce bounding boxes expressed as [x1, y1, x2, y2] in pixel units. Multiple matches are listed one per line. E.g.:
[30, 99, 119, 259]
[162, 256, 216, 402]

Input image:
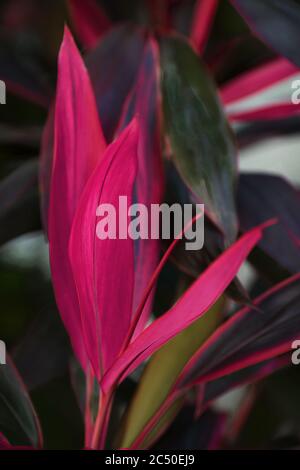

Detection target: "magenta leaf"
[177, 274, 300, 388]
[39, 107, 54, 235]
[48, 27, 106, 370]
[0, 38, 52, 107]
[155, 407, 227, 450]
[67, 0, 111, 48]
[117, 37, 164, 336]
[69, 120, 139, 379]
[202, 355, 290, 410]
[102, 223, 269, 392]
[190, 0, 219, 54]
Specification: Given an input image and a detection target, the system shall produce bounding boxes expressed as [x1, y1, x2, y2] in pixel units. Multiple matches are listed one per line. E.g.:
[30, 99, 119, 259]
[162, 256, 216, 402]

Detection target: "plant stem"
[90, 390, 113, 449]
[84, 367, 94, 447]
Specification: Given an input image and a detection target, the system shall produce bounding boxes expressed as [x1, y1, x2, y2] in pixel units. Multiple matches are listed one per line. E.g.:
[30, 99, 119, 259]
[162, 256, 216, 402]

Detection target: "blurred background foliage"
[0, 0, 300, 449]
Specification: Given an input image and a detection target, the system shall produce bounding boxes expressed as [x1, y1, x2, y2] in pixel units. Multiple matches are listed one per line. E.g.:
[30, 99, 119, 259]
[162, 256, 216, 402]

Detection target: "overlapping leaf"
[221, 57, 300, 122]
[231, 0, 300, 68]
[69, 120, 139, 378]
[117, 37, 164, 335]
[177, 274, 300, 388]
[102, 223, 268, 392]
[0, 160, 41, 246]
[190, 0, 219, 54]
[238, 173, 300, 274]
[67, 0, 111, 48]
[161, 35, 238, 244]
[0, 357, 42, 447]
[0, 36, 52, 107]
[48, 27, 106, 370]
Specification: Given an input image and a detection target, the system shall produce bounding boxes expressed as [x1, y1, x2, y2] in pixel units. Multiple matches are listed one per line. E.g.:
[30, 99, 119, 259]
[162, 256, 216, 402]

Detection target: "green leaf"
[0, 357, 42, 447]
[161, 35, 238, 244]
[119, 298, 224, 448]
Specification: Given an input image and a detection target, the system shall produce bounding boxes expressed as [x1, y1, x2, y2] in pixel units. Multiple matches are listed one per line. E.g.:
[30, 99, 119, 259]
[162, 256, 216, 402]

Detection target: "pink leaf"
[220, 57, 298, 105]
[177, 273, 300, 388]
[228, 102, 300, 122]
[49, 27, 106, 370]
[190, 0, 219, 54]
[117, 38, 164, 337]
[102, 222, 272, 392]
[69, 120, 139, 379]
[67, 0, 111, 49]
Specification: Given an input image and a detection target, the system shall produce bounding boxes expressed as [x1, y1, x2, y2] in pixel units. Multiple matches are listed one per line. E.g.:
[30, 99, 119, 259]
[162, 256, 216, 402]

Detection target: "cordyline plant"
[1, 0, 300, 450]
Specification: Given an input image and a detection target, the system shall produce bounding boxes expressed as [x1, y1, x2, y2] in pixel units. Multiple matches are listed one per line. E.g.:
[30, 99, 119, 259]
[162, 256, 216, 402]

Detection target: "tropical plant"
[1, 0, 300, 450]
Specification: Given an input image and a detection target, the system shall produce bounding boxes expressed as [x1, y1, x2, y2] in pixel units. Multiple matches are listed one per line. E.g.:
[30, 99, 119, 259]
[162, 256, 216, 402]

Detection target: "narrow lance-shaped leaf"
[227, 102, 300, 122]
[69, 120, 139, 379]
[48, 27, 106, 371]
[86, 25, 145, 142]
[238, 173, 300, 274]
[164, 163, 250, 305]
[155, 406, 227, 450]
[177, 273, 300, 388]
[119, 298, 224, 449]
[117, 37, 164, 336]
[220, 57, 300, 122]
[67, 0, 111, 49]
[102, 222, 270, 392]
[220, 57, 299, 106]
[202, 355, 290, 410]
[40, 25, 142, 230]
[230, 0, 300, 68]
[190, 0, 219, 54]
[161, 35, 238, 244]
[0, 357, 42, 448]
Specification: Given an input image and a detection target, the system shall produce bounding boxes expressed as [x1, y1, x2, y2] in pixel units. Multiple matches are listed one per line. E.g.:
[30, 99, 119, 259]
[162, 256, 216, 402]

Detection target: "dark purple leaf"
[178, 274, 300, 388]
[86, 25, 146, 142]
[238, 173, 300, 274]
[154, 407, 227, 450]
[231, 0, 300, 68]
